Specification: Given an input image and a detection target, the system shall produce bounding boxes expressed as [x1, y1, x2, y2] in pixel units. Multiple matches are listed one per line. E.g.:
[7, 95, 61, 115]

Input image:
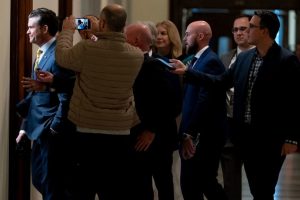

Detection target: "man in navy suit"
[16, 8, 74, 200]
[176, 20, 228, 200]
[171, 10, 300, 200]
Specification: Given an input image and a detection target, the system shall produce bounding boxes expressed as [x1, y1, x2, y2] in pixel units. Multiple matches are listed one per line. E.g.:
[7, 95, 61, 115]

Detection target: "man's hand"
[62, 15, 76, 32]
[21, 77, 47, 91]
[169, 59, 187, 75]
[78, 15, 99, 41]
[281, 143, 298, 155]
[36, 71, 54, 83]
[135, 130, 155, 152]
[181, 136, 196, 160]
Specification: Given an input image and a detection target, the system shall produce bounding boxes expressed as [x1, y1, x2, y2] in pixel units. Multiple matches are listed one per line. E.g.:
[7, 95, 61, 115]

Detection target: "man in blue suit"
[16, 8, 74, 200]
[171, 10, 300, 200]
[177, 20, 228, 200]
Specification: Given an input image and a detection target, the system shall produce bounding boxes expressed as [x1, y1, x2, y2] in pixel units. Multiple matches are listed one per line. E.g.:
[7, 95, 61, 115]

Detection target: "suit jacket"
[132, 53, 182, 150]
[17, 41, 74, 140]
[220, 49, 236, 68]
[185, 42, 300, 143]
[180, 47, 226, 139]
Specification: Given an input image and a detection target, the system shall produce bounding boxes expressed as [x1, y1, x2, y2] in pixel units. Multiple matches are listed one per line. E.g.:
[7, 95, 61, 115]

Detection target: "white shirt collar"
[39, 37, 56, 55]
[195, 45, 209, 59]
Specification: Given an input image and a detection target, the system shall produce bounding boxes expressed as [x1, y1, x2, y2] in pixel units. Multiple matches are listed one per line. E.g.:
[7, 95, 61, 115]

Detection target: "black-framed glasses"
[249, 23, 263, 29]
[232, 26, 248, 33]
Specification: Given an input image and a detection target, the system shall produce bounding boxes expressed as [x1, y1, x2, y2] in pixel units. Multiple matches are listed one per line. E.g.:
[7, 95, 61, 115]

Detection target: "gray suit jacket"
[220, 49, 237, 69]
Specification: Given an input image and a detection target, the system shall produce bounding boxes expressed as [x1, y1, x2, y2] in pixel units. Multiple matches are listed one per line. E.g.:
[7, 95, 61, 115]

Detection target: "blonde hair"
[156, 20, 182, 58]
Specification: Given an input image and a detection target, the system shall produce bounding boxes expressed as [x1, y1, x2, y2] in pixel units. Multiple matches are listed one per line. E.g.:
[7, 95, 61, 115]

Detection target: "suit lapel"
[193, 47, 210, 71]
[38, 41, 56, 71]
[237, 50, 255, 93]
[224, 50, 237, 68]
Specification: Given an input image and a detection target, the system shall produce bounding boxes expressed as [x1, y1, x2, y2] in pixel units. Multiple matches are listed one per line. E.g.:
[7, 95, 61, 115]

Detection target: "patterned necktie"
[34, 49, 43, 71]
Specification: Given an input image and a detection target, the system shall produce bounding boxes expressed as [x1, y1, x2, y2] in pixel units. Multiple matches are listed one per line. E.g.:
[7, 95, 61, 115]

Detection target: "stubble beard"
[186, 42, 198, 55]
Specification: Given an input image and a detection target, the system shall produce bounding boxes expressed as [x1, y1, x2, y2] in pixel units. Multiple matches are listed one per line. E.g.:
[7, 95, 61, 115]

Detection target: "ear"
[99, 18, 106, 30]
[198, 32, 205, 40]
[262, 28, 269, 37]
[41, 24, 49, 34]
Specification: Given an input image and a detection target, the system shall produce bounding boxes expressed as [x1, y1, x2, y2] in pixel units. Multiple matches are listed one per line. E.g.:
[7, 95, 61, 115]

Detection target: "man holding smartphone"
[55, 4, 144, 200]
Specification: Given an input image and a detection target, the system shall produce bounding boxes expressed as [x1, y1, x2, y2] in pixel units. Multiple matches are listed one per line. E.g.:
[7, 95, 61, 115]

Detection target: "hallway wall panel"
[0, 0, 10, 199]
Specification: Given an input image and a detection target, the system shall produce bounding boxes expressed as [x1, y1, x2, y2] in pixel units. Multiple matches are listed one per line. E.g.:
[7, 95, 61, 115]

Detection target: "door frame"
[9, 1, 72, 199]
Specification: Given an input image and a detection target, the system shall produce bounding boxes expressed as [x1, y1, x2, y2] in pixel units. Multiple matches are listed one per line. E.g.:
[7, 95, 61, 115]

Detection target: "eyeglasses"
[249, 23, 263, 29]
[232, 26, 248, 33]
[184, 32, 196, 37]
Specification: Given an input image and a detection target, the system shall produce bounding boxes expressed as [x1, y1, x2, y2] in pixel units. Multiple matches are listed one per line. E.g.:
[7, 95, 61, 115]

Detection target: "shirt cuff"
[50, 128, 59, 135]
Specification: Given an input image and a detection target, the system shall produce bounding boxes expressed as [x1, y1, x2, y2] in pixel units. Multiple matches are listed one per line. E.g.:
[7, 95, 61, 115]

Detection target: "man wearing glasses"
[219, 14, 254, 200]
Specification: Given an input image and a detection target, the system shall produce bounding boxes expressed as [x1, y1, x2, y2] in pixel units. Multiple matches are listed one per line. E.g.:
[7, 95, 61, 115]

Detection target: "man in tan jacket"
[55, 4, 144, 200]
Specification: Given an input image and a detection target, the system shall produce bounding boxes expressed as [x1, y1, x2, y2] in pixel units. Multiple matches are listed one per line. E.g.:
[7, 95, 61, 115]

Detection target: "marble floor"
[163, 151, 300, 200]
[242, 152, 300, 200]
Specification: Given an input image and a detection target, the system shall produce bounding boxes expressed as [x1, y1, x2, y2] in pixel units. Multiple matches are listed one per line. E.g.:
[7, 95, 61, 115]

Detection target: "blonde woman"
[155, 20, 182, 59]
[153, 20, 183, 200]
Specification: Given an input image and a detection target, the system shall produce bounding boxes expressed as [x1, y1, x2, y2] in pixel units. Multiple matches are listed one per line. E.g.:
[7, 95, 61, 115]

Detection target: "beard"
[186, 42, 198, 55]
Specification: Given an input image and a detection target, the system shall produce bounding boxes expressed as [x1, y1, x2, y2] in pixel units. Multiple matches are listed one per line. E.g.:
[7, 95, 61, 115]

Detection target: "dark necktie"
[188, 56, 197, 68]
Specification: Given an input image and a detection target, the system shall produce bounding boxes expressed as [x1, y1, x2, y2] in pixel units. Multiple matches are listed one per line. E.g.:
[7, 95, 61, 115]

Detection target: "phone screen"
[156, 58, 174, 70]
[75, 18, 90, 30]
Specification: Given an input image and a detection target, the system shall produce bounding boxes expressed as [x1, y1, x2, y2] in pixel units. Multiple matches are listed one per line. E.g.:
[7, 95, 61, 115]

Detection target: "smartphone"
[156, 58, 174, 70]
[75, 18, 91, 30]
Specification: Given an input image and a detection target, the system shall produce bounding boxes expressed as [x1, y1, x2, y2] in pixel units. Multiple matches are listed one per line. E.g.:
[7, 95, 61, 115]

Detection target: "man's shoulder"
[123, 43, 144, 58]
[205, 48, 224, 62]
[220, 49, 236, 59]
[238, 48, 255, 58]
[124, 42, 142, 52]
[96, 36, 144, 59]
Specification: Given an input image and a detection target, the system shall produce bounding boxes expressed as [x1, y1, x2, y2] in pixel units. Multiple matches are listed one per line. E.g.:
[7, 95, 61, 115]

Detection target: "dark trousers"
[65, 131, 132, 200]
[130, 124, 176, 200]
[180, 137, 228, 200]
[131, 146, 175, 200]
[236, 123, 286, 200]
[220, 117, 242, 200]
[31, 131, 71, 200]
